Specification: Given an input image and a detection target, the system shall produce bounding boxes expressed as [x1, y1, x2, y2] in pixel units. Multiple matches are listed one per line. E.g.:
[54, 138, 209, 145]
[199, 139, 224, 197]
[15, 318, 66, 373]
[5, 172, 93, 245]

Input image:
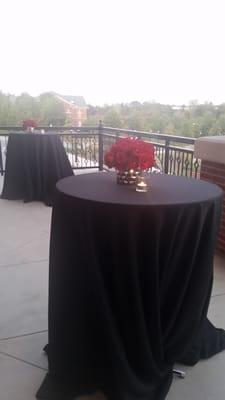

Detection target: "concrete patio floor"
[0, 175, 225, 400]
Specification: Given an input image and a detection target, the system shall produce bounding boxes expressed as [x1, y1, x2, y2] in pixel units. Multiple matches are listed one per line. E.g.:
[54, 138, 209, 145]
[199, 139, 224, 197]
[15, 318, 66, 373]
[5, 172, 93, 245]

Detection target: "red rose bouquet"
[22, 119, 38, 129]
[104, 136, 155, 171]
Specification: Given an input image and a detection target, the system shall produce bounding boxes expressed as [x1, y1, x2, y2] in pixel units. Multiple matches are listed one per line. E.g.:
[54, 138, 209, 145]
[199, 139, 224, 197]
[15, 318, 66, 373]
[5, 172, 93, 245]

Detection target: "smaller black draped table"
[37, 172, 225, 400]
[1, 133, 73, 205]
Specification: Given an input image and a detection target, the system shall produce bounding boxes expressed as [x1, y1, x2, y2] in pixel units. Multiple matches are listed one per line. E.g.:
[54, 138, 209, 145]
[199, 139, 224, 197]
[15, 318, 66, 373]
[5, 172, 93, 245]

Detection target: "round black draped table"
[1, 133, 73, 205]
[37, 172, 225, 400]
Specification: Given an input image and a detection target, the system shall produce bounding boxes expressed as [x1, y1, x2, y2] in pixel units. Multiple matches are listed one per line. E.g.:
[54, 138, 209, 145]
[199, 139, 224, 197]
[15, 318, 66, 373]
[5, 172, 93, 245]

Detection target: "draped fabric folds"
[1, 133, 73, 205]
[37, 173, 225, 400]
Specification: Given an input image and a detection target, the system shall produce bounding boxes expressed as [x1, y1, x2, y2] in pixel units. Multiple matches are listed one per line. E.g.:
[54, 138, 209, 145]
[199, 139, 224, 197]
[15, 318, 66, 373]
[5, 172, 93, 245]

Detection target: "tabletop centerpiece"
[104, 136, 155, 185]
[22, 119, 38, 132]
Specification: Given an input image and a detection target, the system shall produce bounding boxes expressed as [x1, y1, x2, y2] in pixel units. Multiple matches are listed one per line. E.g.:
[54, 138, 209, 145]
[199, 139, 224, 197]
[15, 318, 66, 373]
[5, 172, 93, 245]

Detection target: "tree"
[38, 93, 66, 126]
[103, 109, 122, 127]
[0, 90, 225, 137]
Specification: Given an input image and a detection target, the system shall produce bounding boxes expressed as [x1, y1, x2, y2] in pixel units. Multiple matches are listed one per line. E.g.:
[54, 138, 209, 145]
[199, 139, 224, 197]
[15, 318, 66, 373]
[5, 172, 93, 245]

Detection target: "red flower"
[104, 151, 114, 168]
[22, 119, 37, 129]
[104, 136, 155, 171]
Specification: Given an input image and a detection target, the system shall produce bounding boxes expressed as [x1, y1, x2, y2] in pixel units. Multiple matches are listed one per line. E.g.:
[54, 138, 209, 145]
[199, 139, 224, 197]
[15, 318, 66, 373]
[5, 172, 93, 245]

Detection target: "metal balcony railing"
[0, 124, 200, 178]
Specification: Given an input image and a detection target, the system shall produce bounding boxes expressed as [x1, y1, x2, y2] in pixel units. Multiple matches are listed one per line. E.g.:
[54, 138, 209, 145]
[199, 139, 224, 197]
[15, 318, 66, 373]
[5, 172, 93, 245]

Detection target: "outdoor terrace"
[0, 128, 225, 399]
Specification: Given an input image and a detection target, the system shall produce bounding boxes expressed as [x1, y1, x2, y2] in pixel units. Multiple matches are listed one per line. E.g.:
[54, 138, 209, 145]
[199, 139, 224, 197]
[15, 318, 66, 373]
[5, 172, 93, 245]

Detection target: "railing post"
[98, 120, 104, 171]
[164, 139, 170, 174]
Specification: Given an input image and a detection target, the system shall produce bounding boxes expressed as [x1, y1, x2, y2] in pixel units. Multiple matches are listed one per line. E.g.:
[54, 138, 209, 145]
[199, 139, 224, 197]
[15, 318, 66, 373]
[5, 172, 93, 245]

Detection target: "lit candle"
[136, 177, 148, 192]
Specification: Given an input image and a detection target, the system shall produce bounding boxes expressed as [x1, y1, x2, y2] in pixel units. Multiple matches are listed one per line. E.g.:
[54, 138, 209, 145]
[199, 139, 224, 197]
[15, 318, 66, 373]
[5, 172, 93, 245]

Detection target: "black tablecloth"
[0, 140, 3, 175]
[37, 172, 225, 400]
[1, 133, 73, 205]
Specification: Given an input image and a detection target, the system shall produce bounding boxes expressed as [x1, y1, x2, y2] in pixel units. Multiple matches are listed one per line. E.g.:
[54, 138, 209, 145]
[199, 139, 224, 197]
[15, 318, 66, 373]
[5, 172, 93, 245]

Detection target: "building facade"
[55, 94, 87, 127]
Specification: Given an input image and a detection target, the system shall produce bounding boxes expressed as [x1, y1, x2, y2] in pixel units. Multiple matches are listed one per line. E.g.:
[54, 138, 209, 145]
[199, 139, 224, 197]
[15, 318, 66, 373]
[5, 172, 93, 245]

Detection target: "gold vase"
[116, 170, 140, 185]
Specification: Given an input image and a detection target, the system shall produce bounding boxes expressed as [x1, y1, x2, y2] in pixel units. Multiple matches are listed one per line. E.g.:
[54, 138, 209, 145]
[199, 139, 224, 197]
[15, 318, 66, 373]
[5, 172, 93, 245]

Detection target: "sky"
[1, 0, 225, 106]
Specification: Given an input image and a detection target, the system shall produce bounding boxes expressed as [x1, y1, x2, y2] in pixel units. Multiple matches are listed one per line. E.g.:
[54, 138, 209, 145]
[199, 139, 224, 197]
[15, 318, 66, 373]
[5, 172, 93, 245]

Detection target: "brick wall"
[63, 103, 87, 126]
[200, 160, 225, 256]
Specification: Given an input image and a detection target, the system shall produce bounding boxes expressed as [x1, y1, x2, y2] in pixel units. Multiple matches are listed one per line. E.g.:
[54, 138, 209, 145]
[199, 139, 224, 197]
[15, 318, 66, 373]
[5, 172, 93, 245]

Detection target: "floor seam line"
[0, 350, 48, 371]
[10, 232, 49, 252]
[0, 330, 48, 341]
[211, 293, 225, 298]
[0, 258, 48, 268]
